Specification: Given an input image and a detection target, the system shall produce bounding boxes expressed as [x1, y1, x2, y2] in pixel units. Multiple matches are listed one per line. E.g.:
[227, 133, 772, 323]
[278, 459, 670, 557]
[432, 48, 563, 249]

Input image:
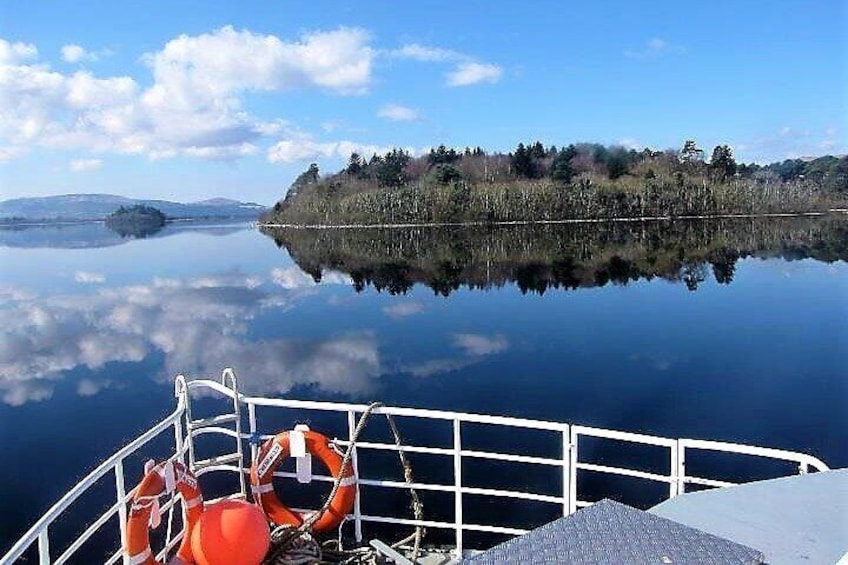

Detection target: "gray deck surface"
[650, 469, 848, 565]
[463, 499, 763, 564]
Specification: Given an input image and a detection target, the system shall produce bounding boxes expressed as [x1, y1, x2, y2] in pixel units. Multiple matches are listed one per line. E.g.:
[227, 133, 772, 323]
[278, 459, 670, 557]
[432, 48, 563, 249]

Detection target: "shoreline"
[0, 217, 258, 229]
[258, 209, 848, 230]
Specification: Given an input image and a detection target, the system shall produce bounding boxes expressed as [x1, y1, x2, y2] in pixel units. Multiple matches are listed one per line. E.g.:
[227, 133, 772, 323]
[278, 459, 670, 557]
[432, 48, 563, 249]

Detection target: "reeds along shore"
[263, 146, 847, 227]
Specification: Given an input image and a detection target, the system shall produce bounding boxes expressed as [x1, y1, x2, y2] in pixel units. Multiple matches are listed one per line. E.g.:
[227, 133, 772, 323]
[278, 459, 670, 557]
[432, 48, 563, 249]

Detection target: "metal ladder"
[181, 368, 247, 498]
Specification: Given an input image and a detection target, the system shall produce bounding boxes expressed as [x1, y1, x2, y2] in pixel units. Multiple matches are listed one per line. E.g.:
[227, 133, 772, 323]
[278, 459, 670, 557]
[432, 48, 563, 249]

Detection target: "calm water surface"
[1, 219, 846, 557]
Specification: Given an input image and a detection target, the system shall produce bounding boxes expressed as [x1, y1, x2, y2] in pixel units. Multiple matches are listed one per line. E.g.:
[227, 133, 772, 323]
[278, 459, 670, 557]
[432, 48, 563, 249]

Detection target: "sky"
[0, 0, 845, 204]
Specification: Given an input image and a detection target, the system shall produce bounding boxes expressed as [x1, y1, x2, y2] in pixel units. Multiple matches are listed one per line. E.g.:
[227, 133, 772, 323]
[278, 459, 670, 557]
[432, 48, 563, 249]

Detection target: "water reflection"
[0, 221, 249, 249]
[106, 222, 163, 239]
[0, 269, 384, 405]
[400, 333, 510, 377]
[264, 216, 847, 295]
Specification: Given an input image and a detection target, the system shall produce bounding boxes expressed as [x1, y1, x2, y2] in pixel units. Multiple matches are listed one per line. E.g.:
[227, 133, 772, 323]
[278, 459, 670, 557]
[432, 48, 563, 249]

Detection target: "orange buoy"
[190, 499, 270, 565]
[250, 428, 356, 533]
[125, 460, 203, 565]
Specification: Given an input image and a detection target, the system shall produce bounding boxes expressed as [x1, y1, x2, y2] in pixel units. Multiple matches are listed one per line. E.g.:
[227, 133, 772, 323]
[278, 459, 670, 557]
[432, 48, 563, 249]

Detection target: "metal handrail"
[1, 398, 186, 564]
[2, 369, 832, 564]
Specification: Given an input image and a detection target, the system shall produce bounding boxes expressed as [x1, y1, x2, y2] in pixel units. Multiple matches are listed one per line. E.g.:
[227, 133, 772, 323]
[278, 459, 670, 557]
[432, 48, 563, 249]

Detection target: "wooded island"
[105, 204, 166, 237]
[261, 140, 847, 226]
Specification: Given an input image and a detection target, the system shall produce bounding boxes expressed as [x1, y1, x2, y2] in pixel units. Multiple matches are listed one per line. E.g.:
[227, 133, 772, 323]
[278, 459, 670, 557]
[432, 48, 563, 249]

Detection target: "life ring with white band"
[125, 460, 203, 565]
[249, 428, 356, 533]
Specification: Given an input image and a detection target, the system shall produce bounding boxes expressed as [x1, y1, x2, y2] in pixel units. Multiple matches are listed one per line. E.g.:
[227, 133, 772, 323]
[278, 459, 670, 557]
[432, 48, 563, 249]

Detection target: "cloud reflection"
[382, 301, 425, 318]
[0, 267, 372, 405]
[453, 333, 509, 356]
[74, 271, 106, 284]
[271, 266, 351, 289]
[400, 333, 511, 377]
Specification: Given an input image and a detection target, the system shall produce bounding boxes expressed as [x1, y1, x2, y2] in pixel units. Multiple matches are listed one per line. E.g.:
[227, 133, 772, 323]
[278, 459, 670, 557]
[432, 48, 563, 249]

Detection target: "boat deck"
[462, 469, 847, 564]
[651, 468, 848, 565]
[464, 498, 763, 564]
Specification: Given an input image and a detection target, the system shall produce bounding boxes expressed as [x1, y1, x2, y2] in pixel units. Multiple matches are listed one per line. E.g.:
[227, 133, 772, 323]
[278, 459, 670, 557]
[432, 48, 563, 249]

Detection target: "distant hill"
[0, 194, 268, 222]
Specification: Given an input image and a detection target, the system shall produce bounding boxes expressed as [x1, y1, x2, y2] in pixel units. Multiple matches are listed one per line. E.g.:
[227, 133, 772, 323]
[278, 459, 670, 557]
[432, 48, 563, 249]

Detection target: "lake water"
[1, 217, 846, 558]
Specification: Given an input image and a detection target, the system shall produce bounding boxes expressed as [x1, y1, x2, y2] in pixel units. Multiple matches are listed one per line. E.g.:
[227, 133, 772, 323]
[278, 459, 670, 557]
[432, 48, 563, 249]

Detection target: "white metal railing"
[1, 368, 831, 563]
[1, 397, 188, 565]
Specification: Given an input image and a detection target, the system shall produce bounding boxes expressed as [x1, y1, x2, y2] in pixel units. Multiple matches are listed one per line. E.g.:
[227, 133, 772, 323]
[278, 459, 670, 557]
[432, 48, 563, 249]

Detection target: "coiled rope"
[263, 402, 424, 564]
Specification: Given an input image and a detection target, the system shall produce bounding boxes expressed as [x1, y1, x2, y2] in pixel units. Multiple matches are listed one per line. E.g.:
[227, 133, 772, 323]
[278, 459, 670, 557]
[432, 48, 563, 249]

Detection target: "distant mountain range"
[0, 194, 268, 222]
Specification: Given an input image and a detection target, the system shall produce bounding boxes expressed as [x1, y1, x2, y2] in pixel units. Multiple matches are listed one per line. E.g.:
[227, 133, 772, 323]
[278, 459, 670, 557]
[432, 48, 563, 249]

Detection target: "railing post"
[248, 403, 259, 466]
[676, 440, 686, 496]
[347, 410, 363, 544]
[228, 373, 246, 498]
[37, 528, 49, 565]
[569, 428, 578, 514]
[561, 427, 571, 516]
[453, 418, 463, 558]
[115, 460, 130, 565]
[799, 462, 809, 475]
[173, 411, 184, 463]
[180, 379, 197, 470]
[669, 440, 679, 498]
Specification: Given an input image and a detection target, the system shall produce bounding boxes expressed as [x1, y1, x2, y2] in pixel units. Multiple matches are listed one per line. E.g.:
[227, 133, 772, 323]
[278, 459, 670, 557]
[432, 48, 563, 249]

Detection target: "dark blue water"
[1, 219, 846, 559]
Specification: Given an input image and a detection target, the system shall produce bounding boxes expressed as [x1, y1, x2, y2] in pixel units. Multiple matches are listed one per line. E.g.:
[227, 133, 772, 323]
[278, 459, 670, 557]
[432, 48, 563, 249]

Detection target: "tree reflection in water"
[265, 216, 847, 295]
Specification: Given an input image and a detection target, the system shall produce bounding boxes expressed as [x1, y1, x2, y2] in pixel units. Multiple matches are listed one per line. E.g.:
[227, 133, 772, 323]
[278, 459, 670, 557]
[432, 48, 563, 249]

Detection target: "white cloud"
[145, 25, 373, 97]
[392, 42, 503, 88]
[0, 27, 374, 163]
[391, 44, 462, 62]
[69, 158, 102, 172]
[3, 31, 508, 164]
[0, 146, 28, 161]
[452, 333, 509, 356]
[735, 126, 846, 163]
[378, 104, 420, 122]
[61, 45, 86, 63]
[267, 138, 399, 163]
[382, 301, 425, 318]
[647, 38, 666, 50]
[0, 39, 37, 64]
[618, 138, 642, 150]
[60, 44, 106, 63]
[446, 62, 502, 87]
[624, 37, 679, 59]
[74, 271, 105, 283]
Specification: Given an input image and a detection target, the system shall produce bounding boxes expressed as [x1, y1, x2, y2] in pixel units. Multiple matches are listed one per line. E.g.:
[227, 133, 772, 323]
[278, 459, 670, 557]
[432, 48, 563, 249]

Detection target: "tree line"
[263, 140, 847, 226]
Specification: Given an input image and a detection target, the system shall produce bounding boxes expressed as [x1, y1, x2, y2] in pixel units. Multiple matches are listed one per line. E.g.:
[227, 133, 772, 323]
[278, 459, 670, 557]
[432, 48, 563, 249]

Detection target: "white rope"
[263, 402, 425, 564]
[296, 402, 383, 533]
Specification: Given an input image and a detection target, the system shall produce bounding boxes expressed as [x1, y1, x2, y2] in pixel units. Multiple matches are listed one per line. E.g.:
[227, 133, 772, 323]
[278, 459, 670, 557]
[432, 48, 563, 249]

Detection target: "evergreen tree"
[709, 145, 737, 180]
[550, 144, 576, 183]
[376, 149, 411, 187]
[346, 153, 363, 176]
[680, 140, 705, 163]
[432, 164, 463, 184]
[429, 144, 460, 165]
[512, 143, 535, 178]
[287, 163, 320, 200]
[530, 141, 546, 160]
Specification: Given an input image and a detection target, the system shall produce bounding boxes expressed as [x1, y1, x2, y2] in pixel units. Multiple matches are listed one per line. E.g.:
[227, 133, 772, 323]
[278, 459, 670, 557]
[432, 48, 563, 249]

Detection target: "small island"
[105, 205, 167, 237]
[261, 140, 847, 227]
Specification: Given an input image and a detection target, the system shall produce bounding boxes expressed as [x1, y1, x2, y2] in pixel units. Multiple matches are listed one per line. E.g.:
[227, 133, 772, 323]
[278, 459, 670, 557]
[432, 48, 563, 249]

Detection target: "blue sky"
[0, 0, 845, 204]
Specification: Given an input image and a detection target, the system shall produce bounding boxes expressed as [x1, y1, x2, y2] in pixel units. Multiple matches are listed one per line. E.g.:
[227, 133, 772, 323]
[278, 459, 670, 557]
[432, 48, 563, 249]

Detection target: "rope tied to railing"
[264, 401, 425, 564]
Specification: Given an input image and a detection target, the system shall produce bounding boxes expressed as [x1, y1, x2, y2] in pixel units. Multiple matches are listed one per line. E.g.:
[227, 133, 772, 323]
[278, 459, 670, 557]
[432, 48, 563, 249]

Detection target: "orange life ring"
[125, 460, 203, 565]
[249, 429, 356, 533]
